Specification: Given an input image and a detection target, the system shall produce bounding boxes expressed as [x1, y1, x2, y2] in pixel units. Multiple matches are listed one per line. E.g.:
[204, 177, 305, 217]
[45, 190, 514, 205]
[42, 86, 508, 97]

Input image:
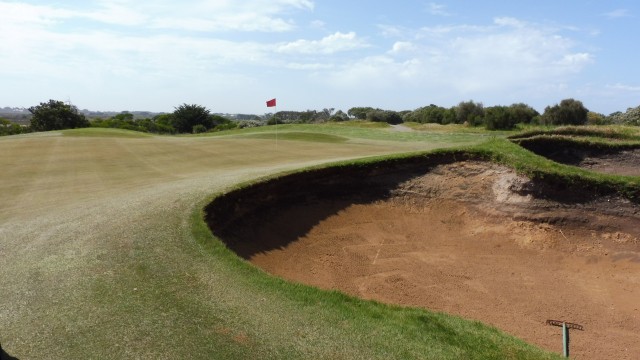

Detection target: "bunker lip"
[205, 154, 640, 359]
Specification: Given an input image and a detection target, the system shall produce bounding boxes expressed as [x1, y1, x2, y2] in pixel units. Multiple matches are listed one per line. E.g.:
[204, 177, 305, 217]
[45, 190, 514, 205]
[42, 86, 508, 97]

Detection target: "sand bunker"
[208, 159, 640, 359]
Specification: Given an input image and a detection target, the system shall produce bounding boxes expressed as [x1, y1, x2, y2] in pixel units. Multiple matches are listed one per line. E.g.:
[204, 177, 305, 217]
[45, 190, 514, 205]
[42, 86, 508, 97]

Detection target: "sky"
[1, 1, 639, 115]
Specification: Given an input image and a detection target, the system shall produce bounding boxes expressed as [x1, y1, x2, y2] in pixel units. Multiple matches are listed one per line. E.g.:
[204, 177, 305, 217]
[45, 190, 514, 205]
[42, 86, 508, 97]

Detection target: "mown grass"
[62, 127, 154, 138]
[239, 131, 349, 143]
[206, 122, 490, 144]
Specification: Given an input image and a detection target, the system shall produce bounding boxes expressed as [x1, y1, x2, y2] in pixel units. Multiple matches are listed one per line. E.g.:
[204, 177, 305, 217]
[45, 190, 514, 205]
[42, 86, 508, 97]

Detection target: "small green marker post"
[546, 319, 583, 358]
[562, 322, 569, 357]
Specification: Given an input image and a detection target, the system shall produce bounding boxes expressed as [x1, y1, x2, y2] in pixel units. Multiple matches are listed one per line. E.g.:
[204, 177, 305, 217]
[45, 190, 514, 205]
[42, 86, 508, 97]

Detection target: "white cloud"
[556, 53, 594, 68]
[321, 17, 594, 99]
[286, 62, 334, 70]
[310, 20, 326, 28]
[603, 9, 631, 19]
[494, 17, 526, 28]
[0, 0, 315, 32]
[426, 3, 450, 16]
[389, 41, 416, 54]
[277, 32, 369, 54]
[606, 83, 640, 92]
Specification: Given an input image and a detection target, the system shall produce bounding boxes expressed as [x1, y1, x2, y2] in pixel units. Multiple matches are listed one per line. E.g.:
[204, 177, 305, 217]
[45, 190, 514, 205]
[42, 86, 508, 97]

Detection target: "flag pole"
[266, 98, 278, 150]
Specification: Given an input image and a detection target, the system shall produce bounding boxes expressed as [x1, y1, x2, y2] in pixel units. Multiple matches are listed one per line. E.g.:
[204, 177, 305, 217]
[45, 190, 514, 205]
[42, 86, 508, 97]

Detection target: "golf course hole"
[206, 155, 640, 359]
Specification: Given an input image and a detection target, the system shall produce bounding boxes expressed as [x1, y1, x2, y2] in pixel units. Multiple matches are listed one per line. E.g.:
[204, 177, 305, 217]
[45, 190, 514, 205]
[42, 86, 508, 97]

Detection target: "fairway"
[0, 127, 546, 359]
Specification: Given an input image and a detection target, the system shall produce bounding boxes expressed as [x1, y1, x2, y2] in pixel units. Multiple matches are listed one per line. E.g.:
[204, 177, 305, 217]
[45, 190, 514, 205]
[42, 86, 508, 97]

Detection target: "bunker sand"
[219, 161, 640, 360]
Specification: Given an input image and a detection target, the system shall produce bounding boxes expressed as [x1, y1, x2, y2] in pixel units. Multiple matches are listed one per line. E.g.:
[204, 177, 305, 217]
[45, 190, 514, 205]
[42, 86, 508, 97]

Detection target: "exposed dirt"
[517, 140, 640, 177]
[208, 159, 640, 360]
[578, 149, 640, 177]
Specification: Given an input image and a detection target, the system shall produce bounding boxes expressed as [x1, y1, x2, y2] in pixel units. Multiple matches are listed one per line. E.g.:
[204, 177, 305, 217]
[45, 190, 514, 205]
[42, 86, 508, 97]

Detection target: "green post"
[563, 322, 569, 357]
[546, 319, 582, 357]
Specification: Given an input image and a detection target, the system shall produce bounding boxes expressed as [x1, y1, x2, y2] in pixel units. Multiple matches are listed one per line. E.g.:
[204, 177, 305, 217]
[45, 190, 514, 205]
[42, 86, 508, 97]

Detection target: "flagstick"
[275, 105, 278, 150]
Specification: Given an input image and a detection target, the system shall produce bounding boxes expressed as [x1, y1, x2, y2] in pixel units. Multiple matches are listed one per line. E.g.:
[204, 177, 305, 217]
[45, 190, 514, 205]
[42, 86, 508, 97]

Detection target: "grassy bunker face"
[206, 154, 640, 360]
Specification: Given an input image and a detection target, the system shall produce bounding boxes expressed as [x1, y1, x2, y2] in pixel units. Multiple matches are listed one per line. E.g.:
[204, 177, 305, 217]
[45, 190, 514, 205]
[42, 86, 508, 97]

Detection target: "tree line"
[2, 98, 640, 137]
[6, 101, 238, 135]
[348, 99, 593, 130]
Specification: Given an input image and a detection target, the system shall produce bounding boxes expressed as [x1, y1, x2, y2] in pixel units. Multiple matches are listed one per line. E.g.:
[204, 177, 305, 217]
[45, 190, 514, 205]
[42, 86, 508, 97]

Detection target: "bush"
[171, 104, 212, 133]
[366, 110, 403, 124]
[541, 98, 588, 125]
[455, 100, 484, 126]
[607, 105, 640, 125]
[484, 106, 517, 130]
[29, 100, 89, 131]
[192, 124, 208, 134]
[0, 118, 29, 136]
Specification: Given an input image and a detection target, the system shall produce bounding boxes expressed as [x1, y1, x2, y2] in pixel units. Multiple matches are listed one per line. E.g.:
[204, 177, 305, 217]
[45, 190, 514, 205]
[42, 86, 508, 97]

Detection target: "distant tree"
[0, 117, 28, 136]
[171, 104, 213, 133]
[348, 107, 375, 120]
[366, 110, 403, 124]
[322, 108, 335, 119]
[607, 105, 640, 125]
[484, 106, 517, 130]
[152, 114, 177, 134]
[508, 103, 539, 124]
[541, 99, 588, 125]
[587, 111, 609, 125]
[404, 104, 449, 124]
[455, 100, 484, 126]
[330, 110, 349, 122]
[113, 112, 134, 122]
[442, 107, 457, 124]
[29, 100, 89, 131]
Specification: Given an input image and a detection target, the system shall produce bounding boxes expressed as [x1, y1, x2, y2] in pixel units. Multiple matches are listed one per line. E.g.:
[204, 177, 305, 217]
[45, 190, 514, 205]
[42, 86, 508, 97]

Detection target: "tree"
[508, 103, 539, 124]
[607, 105, 640, 125]
[171, 104, 213, 133]
[404, 104, 449, 124]
[541, 98, 588, 125]
[152, 114, 177, 134]
[484, 106, 517, 130]
[330, 110, 349, 122]
[455, 100, 484, 125]
[366, 110, 403, 124]
[28, 100, 89, 131]
[1, 118, 28, 136]
[587, 111, 609, 125]
[347, 107, 375, 119]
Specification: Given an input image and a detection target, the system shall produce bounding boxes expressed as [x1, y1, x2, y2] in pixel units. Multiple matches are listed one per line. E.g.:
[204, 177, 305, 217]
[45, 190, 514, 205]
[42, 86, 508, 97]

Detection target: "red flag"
[266, 98, 276, 107]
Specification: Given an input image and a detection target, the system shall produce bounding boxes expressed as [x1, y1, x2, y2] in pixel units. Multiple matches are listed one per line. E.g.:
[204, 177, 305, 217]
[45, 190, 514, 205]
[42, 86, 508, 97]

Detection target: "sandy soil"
[578, 149, 640, 176]
[222, 161, 640, 359]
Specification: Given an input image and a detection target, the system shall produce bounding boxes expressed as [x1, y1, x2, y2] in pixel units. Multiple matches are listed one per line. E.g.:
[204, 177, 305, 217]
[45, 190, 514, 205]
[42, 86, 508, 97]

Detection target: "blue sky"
[1, 1, 638, 115]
